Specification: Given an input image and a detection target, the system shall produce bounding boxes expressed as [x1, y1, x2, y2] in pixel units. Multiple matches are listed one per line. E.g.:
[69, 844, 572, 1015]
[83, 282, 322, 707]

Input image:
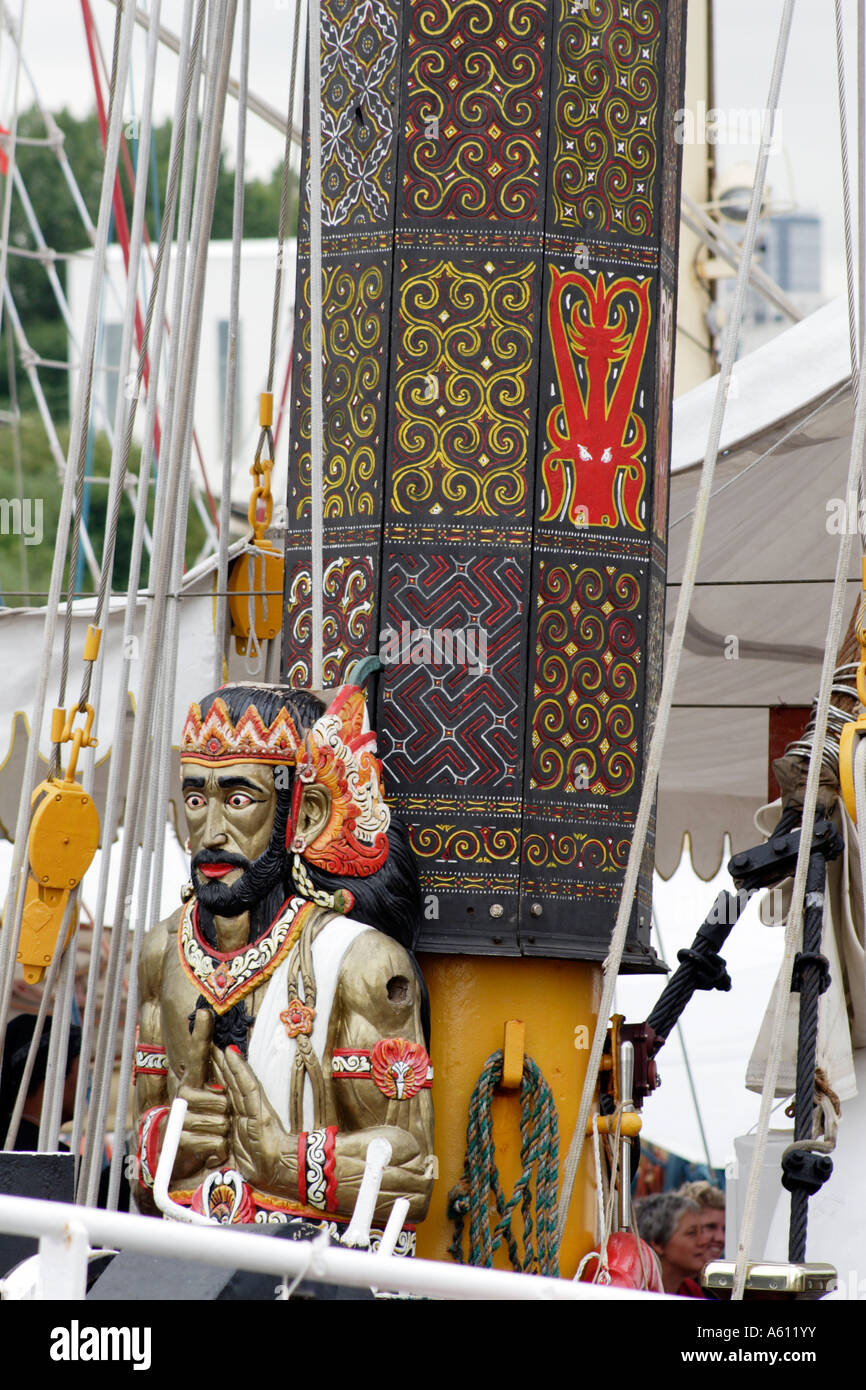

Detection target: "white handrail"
[0, 1192, 676, 1302]
[341, 1138, 392, 1249]
[152, 1098, 215, 1227]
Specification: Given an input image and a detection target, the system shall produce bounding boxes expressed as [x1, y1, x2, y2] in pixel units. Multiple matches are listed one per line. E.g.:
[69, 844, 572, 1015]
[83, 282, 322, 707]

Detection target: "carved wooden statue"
[134, 683, 433, 1247]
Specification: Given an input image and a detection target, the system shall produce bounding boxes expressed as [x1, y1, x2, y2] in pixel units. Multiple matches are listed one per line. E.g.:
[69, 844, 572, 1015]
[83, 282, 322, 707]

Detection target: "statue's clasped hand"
[173, 1008, 230, 1180]
[212, 1043, 287, 1192]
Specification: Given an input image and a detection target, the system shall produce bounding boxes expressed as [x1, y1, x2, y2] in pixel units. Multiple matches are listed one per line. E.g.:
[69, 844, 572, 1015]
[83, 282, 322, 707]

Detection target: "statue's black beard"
[192, 845, 285, 916]
[192, 836, 290, 946]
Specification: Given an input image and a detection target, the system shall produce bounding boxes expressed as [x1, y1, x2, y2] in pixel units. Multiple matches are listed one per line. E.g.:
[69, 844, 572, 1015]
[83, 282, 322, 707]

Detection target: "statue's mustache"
[192, 849, 250, 873]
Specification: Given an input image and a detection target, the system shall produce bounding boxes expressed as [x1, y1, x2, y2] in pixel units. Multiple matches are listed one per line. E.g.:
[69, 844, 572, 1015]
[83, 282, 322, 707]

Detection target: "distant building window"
[217, 319, 242, 457]
[764, 215, 821, 295]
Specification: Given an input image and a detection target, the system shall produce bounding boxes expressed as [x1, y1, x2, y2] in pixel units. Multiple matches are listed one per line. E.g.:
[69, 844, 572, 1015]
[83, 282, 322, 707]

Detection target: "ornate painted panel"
[284, 0, 403, 685]
[401, 0, 547, 224]
[286, 0, 688, 964]
[551, 0, 662, 237]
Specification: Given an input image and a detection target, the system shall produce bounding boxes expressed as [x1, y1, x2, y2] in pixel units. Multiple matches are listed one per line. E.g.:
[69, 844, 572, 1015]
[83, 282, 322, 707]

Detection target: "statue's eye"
[227, 792, 254, 809]
[601, 447, 612, 463]
[578, 445, 592, 461]
[184, 793, 206, 811]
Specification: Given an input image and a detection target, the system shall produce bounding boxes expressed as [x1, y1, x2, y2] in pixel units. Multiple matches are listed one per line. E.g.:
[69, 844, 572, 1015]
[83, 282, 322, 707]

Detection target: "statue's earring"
[180, 880, 195, 904]
[292, 853, 353, 914]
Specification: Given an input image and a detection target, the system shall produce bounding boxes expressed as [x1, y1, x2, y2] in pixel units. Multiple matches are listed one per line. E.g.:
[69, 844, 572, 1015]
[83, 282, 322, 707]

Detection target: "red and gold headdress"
[180, 685, 390, 880]
[181, 697, 302, 765]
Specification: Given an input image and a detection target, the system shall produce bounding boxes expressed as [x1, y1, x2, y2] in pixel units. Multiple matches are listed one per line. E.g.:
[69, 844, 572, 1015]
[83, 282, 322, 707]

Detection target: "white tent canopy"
[659, 296, 859, 879]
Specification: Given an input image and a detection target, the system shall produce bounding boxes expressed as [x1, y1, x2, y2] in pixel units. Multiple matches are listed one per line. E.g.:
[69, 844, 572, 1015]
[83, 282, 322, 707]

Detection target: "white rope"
[39, 0, 165, 1170]
[308, 0, 324, 689]
[77, 0, 210, 1205]
[573, 1116, 611, 1284]
[69, 0, 199, 1183]
[106, 0, 302, 146]
[731, 20, 866, 1306]
[106, 647, 175, 1209]
[213, 0, 249, 685]
[81, 0, 238, 1205]
[37, 927, 77, 1152]
[555, 1, 797, 1247]
[89, 0, 163, 640]
[245, 547, 265, 676]
[0, 0, 137, 1061]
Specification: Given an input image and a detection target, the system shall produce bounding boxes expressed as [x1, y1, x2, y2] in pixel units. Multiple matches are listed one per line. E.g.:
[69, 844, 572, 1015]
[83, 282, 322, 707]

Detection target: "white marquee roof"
[659, 297, 859, 877]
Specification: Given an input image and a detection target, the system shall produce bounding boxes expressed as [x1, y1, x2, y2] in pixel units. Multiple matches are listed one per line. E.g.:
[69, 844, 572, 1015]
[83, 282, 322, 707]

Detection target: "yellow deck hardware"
[584, 1112, 642, 1138]
[17, 703, 100, 984]
[228, 392, 285, 654]
[415, 955, 600, 1274]
[501, 1019, 525, 1091]
[839, 557, 866, 822]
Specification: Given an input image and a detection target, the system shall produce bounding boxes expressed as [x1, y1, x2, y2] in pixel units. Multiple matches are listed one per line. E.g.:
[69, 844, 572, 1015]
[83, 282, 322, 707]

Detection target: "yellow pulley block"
[839, 559, 866, 823]
[227, 392, 285, 654]
[227, 542, 285, 655]
[17, 704, 100, 985]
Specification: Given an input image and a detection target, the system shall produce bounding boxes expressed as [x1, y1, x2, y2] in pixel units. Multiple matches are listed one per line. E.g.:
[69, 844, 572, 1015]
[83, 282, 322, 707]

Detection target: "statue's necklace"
[178, 895, 314, 1015]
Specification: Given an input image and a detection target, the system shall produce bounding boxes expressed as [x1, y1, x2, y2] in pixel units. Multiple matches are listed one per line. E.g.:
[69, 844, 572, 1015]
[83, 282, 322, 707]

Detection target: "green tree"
[0, 106, 297, 419]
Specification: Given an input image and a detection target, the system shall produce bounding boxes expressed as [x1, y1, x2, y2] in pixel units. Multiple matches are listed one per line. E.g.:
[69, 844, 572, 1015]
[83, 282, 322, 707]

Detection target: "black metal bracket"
[781, 1148, 834, 1199]
[728, 818, 843, 894]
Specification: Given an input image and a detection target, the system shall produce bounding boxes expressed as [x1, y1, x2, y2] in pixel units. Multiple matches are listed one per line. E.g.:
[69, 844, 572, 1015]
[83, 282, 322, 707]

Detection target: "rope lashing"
[447, 1050, 560, 1277]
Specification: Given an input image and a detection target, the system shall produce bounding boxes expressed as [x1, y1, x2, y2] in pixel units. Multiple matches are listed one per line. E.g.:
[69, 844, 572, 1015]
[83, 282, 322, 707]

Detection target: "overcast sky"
[0, 0, 858, 305]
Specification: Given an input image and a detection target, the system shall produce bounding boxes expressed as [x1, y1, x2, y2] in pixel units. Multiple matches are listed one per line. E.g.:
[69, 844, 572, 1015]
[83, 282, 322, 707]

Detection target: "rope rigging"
[219, 0, 302, 680]
[556, 0, 798, 1257]
[447, 1049, 560, 1278]
[0, 0, 138, 1108]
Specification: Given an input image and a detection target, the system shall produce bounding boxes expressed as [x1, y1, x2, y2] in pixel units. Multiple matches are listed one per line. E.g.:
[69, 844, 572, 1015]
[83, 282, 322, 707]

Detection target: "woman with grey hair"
[634, 1192, 711, 1296]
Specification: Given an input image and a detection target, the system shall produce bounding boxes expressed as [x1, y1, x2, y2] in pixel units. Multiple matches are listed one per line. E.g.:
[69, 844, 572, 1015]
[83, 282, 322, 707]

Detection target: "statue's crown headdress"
[180, 685, 390, 878]
[181, 697, 301, 765]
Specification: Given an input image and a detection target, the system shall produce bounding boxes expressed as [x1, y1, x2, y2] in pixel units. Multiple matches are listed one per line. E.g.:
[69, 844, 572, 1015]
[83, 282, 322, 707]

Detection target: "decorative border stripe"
[303, 1127, 338, 1212]
[138, 1105, 169, 1190]
[332, 1048, 433, 1088]
[134, 1042, 167, 1079]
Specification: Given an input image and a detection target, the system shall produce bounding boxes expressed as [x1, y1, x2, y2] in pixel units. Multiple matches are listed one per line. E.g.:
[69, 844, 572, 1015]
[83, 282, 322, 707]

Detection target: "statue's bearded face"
[182, 761, 283, 916]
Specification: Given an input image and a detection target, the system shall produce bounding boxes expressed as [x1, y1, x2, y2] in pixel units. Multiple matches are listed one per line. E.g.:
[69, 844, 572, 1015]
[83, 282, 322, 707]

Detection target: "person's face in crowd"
[654, 1208, 711, 1291]
[700, 1207, 725, 1260]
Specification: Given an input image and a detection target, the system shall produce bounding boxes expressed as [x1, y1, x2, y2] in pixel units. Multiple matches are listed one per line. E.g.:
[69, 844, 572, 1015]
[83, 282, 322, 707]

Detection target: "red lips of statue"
[198, 864, 236, 879]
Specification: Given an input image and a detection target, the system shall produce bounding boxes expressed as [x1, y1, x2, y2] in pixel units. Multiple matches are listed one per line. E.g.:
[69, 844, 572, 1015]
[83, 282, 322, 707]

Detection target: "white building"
[66, 238, 296, 511]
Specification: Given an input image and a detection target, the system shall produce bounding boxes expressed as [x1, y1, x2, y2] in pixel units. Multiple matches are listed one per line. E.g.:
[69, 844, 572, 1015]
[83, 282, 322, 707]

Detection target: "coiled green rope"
[447, 1049, 560, 1276]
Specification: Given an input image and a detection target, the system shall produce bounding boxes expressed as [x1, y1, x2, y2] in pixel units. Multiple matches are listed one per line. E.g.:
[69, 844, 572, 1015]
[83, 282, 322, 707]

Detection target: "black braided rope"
[787, 850, 829, 1263]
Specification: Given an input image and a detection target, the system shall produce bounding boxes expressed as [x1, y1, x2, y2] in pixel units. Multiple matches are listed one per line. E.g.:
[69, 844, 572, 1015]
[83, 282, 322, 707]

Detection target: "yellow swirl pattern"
[295, 263, 385, 521]
[392, 259, 534, 516]
[552, 0, 660, 235]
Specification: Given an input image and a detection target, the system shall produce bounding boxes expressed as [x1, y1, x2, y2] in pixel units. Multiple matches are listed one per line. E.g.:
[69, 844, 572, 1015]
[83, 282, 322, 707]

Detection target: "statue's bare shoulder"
[140, 907, 182, 1001]
[337, 926, 422, 1033]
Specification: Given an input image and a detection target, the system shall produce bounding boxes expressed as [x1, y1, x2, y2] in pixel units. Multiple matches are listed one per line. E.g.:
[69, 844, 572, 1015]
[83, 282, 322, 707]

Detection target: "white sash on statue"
[247, 914, 372, 1131]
